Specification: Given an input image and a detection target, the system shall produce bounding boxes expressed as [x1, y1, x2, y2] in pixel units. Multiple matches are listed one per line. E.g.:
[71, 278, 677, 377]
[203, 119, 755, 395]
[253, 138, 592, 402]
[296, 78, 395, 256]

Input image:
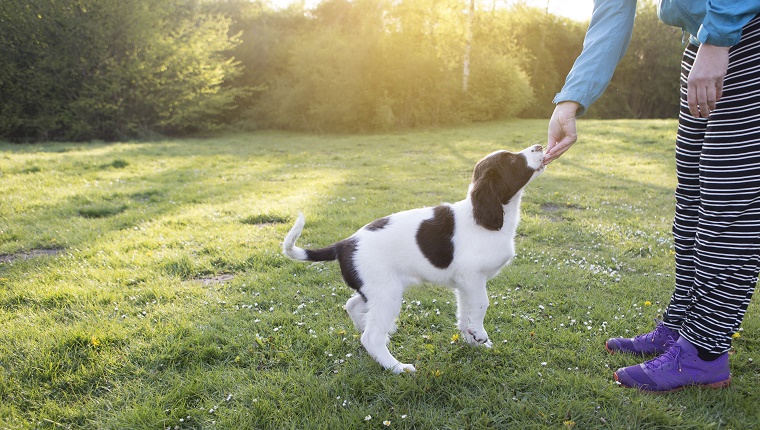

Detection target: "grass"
[0, 119, 758, 429]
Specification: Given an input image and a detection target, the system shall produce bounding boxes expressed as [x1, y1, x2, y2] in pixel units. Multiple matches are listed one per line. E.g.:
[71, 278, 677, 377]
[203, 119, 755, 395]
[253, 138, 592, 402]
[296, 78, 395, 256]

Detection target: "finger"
[545, 146, 558, 164]
[546, 136, 558, 154]
[707, 82, 722, 112]
[546, 124, 578, 164]
[547, 125, 563, 154]
[544, 147, 567, 164]
[706, 99, 716, 114]
[689, 84, 710, 118]
[698, 85, 710, 118]
[544, 137, 575, 164]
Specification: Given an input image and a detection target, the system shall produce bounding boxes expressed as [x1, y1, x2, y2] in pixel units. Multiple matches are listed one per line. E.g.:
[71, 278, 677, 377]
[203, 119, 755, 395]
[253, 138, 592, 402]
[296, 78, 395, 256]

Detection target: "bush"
[0, 0, 242, 142]
[244, 0, 535, 133]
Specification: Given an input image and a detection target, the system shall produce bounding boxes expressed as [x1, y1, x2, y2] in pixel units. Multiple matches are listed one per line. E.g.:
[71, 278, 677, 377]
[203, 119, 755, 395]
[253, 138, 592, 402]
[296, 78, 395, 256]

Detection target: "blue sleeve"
[697, 1, 760, 46]
[553, 0, 637, 116]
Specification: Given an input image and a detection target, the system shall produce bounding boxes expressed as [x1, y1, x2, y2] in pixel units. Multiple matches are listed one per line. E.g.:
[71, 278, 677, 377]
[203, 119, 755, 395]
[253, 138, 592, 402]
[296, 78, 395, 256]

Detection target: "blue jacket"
[554, 0, 760, 116]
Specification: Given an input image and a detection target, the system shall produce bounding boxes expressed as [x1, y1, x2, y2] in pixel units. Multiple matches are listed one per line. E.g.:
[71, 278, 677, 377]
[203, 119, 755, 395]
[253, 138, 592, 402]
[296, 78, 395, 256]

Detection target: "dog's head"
[469, 144, 545, 231]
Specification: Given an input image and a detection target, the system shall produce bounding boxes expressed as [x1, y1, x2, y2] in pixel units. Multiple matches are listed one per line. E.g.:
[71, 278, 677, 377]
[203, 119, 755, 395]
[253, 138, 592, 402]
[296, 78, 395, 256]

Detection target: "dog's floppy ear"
[471, 151, 531, 231]
[471, 175, 504, 230]
[471, 153, 510, 231]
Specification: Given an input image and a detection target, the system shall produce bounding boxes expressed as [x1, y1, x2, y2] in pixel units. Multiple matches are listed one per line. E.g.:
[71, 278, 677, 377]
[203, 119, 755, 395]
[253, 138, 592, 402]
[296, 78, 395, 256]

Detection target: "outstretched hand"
[545, 101, 580, 165]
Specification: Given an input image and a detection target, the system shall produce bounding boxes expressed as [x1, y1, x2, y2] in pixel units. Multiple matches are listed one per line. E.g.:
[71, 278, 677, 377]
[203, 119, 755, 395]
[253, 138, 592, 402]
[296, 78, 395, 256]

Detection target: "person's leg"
[661, 42, 707, 334]
[605, 42, 703, 355]
[676, 39, 760, 357]
[615, 15, 760, 391]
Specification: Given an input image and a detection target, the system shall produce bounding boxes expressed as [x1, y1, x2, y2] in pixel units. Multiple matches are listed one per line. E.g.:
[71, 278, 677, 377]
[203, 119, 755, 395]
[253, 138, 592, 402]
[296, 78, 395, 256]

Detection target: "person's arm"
[552, 0, 637, 116]
[689, 2, 760, 118]
[697, 1, 760, 47]
[546, 0, 637, 164]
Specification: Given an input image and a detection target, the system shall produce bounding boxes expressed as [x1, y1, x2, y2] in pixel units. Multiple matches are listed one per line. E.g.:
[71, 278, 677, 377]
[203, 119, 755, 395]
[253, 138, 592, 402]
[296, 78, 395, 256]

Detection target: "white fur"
[283, 145, 545, 373]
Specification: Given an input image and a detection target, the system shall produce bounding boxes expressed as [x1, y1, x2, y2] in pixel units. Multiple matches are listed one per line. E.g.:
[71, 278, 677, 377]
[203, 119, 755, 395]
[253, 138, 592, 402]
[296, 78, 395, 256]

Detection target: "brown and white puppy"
[283, 144, 545, 373]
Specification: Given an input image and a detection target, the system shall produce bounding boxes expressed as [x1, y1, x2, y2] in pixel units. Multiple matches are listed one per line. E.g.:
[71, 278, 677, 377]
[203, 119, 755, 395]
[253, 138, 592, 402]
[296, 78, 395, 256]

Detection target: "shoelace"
[644, 343, 682, 372]
[634, 320, 670, 344]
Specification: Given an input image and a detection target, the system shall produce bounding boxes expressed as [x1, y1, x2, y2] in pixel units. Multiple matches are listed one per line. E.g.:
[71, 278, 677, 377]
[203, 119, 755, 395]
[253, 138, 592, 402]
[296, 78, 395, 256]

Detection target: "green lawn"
[1, 119, 758, 429]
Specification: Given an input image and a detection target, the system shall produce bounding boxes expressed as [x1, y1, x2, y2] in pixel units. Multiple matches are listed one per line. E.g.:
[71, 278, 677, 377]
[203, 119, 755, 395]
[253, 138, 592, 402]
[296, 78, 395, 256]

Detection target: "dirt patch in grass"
[541, 203, 563, 213]
[540, 202, 583, 222]
[196, 274, 235, 285]
[0, 248, 64, 264]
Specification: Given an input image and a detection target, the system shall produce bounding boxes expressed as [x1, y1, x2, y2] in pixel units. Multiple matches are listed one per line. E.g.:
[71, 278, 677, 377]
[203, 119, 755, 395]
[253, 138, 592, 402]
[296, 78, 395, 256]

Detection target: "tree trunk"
[462, 0, 474, 93]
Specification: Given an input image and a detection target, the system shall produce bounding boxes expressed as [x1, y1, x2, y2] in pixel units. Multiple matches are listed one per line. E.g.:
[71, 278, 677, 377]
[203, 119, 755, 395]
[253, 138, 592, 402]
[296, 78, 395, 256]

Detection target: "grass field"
[1, 119, 758, 429]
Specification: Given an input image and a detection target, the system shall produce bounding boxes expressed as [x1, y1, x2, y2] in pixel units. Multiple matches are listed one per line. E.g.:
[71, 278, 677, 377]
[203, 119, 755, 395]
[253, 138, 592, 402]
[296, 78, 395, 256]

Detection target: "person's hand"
[687, 43, 729, 118]
[545, 101, 580, 164]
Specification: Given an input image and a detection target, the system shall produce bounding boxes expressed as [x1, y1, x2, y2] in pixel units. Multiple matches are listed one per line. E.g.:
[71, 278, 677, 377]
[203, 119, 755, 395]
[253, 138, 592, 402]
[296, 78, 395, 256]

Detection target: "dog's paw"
[391, 362, 416, 374]
[465, 328, 491, 347]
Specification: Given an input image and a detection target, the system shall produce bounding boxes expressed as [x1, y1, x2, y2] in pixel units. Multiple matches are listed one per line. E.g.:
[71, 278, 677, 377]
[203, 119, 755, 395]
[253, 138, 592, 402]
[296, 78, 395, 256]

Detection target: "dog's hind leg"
[360, 288, 415, 374]
[455, 278, 493, 348]
[345, 293, 367, 332]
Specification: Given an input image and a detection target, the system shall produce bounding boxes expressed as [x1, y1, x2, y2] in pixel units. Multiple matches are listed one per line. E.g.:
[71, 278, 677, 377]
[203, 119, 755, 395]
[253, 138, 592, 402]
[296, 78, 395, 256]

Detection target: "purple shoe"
[614, 337, 731, 392]
[605, 321, 678, 355]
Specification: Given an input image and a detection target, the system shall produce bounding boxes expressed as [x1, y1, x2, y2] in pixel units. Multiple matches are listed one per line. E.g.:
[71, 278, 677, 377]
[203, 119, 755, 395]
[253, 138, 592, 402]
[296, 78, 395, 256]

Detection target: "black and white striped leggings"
[663, 14, 760, 355]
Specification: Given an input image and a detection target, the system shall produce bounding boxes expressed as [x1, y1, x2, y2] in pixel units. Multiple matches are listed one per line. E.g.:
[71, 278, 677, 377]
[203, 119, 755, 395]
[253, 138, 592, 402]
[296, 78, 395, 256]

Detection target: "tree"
[238, 0, 534, 132]
[0, 0, 243, 141]
[485, 4, 586, 118]
[463, 0, 475, 92]
[0, 0, 685, 141]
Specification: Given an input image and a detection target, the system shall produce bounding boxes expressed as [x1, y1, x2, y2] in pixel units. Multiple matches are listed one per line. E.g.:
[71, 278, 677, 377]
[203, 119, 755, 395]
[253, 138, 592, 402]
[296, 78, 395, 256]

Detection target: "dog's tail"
[282, 213, 338, 262]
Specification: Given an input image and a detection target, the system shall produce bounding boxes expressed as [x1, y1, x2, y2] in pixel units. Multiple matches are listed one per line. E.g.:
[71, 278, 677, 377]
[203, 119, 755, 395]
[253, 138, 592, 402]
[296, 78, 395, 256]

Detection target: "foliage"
[0, 0, 242, 142]
[240, 0, 535, 132]
[492, 5, 587, 118]
[1, 122, 759, 428]
[0, 0, 688, 140]
[229, 0, 684, 132]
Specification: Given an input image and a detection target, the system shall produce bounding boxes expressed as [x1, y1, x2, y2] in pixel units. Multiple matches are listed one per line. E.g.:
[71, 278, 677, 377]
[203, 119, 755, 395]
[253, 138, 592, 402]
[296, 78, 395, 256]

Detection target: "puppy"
[283, 145, 545, 373]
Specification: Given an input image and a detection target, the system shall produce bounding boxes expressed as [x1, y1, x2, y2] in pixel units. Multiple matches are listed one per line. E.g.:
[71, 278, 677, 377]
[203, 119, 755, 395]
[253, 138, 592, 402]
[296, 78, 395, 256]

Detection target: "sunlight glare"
[268, 0, 594, 22]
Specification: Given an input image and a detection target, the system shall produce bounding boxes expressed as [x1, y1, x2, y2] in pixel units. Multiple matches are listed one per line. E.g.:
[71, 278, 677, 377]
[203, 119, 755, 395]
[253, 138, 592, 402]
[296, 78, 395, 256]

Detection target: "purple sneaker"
[614, 337, 731, 392]
[605, 321, 678, 355]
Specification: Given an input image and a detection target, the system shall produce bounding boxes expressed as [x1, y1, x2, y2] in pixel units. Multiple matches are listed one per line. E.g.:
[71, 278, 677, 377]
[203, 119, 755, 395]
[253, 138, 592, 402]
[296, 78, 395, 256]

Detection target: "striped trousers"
[663, 15, 760, 355]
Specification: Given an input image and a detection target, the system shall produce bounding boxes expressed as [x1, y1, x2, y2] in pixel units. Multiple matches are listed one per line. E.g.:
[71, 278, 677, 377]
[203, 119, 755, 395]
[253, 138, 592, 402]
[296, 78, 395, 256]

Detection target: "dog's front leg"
[455, 280, 493, 348]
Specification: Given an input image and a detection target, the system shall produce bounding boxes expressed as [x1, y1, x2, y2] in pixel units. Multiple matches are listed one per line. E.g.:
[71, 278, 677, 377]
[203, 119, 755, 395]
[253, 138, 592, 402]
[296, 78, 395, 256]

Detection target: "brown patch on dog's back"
[415, 205, 455, 269]
[365, 217, 390, 231]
